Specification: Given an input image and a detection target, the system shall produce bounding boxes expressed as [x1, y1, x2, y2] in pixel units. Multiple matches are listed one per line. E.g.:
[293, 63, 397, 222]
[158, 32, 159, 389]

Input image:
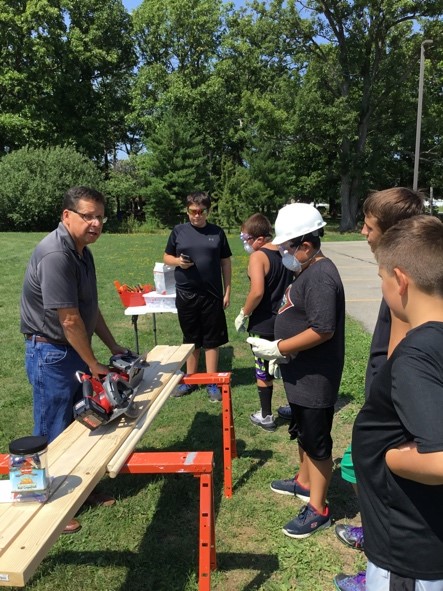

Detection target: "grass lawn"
[0, 228, 370, 591]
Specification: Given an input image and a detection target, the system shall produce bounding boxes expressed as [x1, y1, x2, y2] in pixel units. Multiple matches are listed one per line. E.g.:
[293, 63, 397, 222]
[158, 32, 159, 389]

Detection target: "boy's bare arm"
[385, 442, 443, 485]
[242, 251, 267, 315]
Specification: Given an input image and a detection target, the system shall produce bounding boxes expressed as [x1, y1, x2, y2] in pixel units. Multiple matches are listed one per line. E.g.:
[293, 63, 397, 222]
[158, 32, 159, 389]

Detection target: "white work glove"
[247, 337, 286, 361]
[235, 308, 249, 333]
[269, 358, 282, 379]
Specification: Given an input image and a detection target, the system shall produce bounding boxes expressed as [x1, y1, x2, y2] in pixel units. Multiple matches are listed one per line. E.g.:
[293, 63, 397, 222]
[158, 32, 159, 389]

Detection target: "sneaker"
[333, 571, 366, 591]
[335, 524, 364, 549]
[270, 475, 310, 502]
[207, 384, 222, 402]
[277, 405, 292, 420]
[170, 383, 198, 398]
[249, 410, 276, 431]
[282, 503, 331, 539]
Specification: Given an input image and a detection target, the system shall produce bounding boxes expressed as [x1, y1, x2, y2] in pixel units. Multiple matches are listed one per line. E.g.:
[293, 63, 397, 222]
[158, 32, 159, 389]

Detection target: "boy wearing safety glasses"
[235, 213, 293, 430]
[164, 191, 232, 402]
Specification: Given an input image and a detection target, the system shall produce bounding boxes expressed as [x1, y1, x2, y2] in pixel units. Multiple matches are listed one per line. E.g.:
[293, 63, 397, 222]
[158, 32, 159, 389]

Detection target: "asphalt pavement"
[322, 241, 381, 334]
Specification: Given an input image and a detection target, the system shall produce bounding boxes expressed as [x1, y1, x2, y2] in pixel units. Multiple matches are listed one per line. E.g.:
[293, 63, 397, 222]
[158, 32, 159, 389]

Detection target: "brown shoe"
[83, 491, 116, 508]
[62, 518, 81, 534]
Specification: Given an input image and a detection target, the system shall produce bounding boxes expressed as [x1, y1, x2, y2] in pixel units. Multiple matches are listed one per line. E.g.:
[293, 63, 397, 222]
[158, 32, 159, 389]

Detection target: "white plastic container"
[143, 291, 177, 312]
[153, 263, 175, 295]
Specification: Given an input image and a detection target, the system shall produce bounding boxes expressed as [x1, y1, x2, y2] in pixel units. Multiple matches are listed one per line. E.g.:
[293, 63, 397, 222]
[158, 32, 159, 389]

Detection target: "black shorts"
[175, 289, 228, 349]
[289, 403, 334, 461]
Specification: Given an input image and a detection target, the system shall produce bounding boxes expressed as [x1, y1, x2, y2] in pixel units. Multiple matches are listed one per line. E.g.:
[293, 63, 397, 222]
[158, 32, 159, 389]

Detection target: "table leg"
[152, 313, 158, 346]
[131, 315, 139, 354]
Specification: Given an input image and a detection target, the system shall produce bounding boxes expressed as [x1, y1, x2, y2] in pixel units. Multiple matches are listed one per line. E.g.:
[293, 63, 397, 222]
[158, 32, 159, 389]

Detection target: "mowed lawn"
[0, 229, 370, 591]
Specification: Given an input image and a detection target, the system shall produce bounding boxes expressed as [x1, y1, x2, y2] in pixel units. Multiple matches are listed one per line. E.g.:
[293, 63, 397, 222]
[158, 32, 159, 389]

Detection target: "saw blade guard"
[102, 373, 134, 408]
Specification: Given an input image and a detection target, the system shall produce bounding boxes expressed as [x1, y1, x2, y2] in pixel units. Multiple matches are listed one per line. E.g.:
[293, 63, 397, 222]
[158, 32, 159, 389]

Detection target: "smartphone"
[181, 254, 192, 263]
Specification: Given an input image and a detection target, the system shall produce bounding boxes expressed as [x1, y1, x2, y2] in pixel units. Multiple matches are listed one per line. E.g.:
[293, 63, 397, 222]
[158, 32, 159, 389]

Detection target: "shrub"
[0, 146, 103, 231]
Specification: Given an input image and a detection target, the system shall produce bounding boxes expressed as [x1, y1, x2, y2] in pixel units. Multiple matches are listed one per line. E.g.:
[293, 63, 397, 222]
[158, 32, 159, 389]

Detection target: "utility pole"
[413, 39, 433, 191]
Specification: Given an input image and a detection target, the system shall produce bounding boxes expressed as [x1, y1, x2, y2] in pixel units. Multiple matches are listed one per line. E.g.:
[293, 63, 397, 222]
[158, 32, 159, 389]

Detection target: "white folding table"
[124, 292, 177, 351]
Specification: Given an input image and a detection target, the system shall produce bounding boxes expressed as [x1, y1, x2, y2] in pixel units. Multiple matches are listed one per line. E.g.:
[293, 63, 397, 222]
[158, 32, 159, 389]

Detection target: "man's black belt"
[25, 334, 68, 345]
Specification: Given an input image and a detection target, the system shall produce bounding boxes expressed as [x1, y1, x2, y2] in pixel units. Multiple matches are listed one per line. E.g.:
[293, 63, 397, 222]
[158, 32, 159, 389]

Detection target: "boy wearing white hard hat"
[248, 202, 345, 538]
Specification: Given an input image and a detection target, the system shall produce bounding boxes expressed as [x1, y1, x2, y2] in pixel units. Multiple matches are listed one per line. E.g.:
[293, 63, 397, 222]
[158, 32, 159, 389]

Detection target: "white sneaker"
[249, 410, 276, 431]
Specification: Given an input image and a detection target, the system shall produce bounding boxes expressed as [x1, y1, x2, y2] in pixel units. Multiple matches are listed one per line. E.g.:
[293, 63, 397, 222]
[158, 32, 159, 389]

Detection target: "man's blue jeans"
[25, 337, 88, 443]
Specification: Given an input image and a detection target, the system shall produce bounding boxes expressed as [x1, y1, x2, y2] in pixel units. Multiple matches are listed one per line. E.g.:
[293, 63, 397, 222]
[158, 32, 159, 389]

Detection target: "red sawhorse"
[180, 372, 237, 498]
[0, 451, 216, 591]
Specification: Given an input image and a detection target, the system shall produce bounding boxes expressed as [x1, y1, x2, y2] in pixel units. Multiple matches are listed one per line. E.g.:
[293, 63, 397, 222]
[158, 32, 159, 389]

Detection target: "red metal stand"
[181, 372, 237, 498]
[120, 451, 216, 590]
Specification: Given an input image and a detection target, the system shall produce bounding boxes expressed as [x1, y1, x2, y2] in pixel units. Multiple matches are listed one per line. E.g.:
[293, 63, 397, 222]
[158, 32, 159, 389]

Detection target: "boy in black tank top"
[235, 213, 293, 430]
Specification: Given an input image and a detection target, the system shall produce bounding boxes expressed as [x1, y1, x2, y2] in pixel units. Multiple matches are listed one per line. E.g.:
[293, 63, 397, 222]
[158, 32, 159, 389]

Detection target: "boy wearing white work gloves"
[235, 213, 293, 431]
[247, 203, 345, 539]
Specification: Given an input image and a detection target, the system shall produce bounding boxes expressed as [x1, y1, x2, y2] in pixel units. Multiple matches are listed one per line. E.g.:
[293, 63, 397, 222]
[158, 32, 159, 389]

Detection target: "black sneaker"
[270, 475, 310, 502]
[277, 405, 292, 420]
[170, 383, 198, 398]
[282, 503, 331, 539]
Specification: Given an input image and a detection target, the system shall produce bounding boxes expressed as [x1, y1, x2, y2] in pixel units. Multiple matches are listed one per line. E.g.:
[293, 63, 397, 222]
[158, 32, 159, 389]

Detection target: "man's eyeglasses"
[187, 207, 208, 216]
[69, 209, 107, 224]
[240, 232, 255, 242]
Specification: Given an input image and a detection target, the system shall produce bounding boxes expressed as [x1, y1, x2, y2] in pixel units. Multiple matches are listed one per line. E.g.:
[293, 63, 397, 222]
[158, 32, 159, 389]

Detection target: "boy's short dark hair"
[186, 191, 211, 209]
[242, 213, 272, 239]
[376, 215, 443, 297]
[289, 229, 324, 250]
[363, 187, 425, 233]
[62, 186, 105, 211]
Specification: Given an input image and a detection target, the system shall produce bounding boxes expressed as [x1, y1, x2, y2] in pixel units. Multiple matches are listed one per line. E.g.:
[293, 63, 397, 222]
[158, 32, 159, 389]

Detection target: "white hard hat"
[272, 203, 326, 245]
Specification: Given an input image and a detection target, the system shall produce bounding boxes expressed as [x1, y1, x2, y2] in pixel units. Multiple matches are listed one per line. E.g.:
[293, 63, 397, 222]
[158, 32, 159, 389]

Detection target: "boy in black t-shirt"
[164, 191, 232, 402]
[334, 188, 425, 591]
[353, 215, 443, 590]
[248, 203, 345, 539]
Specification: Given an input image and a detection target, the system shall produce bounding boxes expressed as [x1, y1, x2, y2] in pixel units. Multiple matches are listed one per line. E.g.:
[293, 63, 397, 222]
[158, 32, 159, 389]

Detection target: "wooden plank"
[0, 344, 193, 587]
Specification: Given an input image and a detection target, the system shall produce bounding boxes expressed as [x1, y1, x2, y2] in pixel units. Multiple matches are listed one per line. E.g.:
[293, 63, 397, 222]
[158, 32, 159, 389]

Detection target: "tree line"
[1, 0, 442, 231]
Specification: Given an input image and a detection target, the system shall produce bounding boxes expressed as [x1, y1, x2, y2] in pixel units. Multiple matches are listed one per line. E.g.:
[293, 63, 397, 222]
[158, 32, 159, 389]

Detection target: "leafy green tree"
[0, 0, 135, 164]
[0, 0, 66, 153]
[214, 0, 305, 215]
[131, 0, 230, 184]
[54, 0, 136, 164]
[284, 0, 443, 230]
[135, 113, 209, 227]
[0, 146, 103, 231]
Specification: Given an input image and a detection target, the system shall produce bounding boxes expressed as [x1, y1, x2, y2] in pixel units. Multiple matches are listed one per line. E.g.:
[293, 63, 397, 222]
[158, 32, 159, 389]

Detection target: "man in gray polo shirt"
[21, 186, 127, 532]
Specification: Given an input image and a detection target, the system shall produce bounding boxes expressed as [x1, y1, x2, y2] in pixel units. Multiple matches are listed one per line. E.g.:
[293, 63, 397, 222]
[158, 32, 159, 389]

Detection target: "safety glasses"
[187, 207, 208, 216]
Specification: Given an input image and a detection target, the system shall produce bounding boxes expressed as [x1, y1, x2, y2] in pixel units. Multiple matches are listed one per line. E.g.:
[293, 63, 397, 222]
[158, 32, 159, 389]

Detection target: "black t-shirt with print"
[274, 257, 345, 408]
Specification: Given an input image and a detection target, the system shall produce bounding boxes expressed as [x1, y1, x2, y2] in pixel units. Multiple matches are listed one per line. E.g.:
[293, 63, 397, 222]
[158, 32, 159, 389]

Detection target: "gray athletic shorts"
[366, 561, 443, 591]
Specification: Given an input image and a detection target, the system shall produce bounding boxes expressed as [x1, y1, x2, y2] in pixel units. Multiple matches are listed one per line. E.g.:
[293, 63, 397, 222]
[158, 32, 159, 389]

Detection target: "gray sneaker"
[249, 410, 276, 431]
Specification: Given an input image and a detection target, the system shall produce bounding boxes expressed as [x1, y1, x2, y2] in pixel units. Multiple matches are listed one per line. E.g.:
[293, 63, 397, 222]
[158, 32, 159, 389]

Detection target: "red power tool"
[73, 352, 149, 430]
